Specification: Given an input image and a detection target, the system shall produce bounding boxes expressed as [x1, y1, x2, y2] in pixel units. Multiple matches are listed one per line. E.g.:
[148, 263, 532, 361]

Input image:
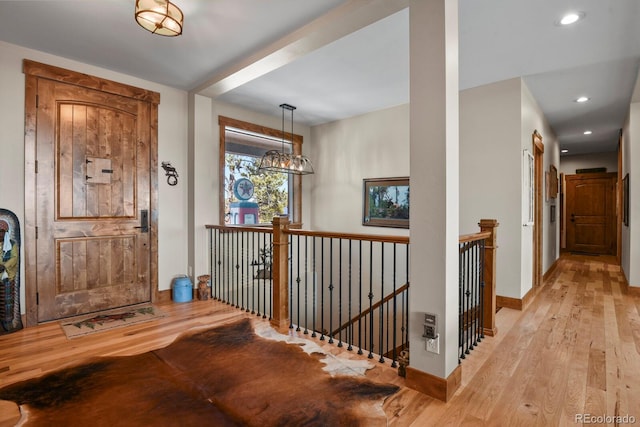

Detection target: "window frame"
[218, 116, 303, 227]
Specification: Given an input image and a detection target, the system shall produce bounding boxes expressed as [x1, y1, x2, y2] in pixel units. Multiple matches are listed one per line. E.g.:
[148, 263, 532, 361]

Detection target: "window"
[218, 116, 303, 226]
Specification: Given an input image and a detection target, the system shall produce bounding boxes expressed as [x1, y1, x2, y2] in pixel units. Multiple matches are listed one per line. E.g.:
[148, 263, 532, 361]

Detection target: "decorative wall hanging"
[549, 164, 559, 199]
[362, 177, 409, 229]
[161, 161, 179, 186]
[0, 208, 23, 334]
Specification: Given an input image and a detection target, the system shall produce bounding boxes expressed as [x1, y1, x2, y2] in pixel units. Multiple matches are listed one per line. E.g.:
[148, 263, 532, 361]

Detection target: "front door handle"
[135, 209, 149, 233]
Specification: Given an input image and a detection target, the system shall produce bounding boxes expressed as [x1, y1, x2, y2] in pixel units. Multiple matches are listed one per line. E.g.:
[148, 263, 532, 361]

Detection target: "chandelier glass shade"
[259, 150, 315, 175]
[259, 104, 314, 175]
[135, 0, 183, 37]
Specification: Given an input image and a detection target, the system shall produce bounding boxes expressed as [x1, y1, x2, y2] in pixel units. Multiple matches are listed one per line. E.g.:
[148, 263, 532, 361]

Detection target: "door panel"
[36, 79, 151, 322]
[565, 173, 616, 255]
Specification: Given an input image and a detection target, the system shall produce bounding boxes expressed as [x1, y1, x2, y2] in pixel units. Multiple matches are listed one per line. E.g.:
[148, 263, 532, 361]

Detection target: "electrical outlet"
[426, 336, 440, 354]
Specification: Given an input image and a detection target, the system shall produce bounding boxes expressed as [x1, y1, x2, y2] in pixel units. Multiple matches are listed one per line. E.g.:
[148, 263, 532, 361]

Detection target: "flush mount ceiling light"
[135, 0, 183, 36]
[584, 130, 593, 135]
[558, 12, 585, 26]
[575, 96, 590, 103]
[561, 149, 569, 153]
[259, 104, 314, 175]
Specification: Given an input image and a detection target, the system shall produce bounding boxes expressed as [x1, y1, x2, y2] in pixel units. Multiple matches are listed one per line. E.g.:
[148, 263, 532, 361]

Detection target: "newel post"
[271, 216, 290, 332]
[479, 219, 499, 337]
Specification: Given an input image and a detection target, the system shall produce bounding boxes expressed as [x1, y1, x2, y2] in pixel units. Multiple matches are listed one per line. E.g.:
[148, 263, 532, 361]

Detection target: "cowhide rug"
[0, 318, 399, 426]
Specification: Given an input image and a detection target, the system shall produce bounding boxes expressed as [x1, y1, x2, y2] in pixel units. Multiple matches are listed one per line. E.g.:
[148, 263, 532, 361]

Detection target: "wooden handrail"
[331, 283, 409, 337]
[458, 231, 491, 244]
[205, 224, 273, 234]
[286, 228, 409, 245]
[205, 224, 409, 244]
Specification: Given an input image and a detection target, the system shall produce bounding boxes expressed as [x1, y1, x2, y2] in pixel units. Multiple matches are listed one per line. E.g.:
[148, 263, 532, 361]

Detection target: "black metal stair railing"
[207, 221, 496, 370]
[458, 236, 485, 362]
[209, 226, 274, 319]
[285, 230, 410, 367]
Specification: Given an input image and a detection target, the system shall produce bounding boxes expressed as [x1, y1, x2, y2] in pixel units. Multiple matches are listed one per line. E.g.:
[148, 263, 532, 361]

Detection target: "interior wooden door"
[565, 173, 617, 255]
[25, 61, 159, 323]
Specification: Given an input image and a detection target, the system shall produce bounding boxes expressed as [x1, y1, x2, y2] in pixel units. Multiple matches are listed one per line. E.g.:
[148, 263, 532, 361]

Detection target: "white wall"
[621, 69, 640, 287]
[0, 41, 189, 312]
[621, 108, 631, 282]
[459, 78, 559, 300]
[624, 102, 640, 286]
[310, 104, 409, 236]
[560, 152, 618, 176]
[460, 78, 522, 299]
[521, 81, 559, 295]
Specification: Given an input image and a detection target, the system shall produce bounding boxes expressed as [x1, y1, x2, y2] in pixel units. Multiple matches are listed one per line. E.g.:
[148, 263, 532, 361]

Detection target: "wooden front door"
[565, 173, 617, 255]
[24, 61, 159, 323]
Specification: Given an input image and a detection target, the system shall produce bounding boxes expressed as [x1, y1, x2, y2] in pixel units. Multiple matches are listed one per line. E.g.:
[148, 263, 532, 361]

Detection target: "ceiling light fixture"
[584, 130, 592, 135]
[135, 0, 183, 37]
[575, 96, 590, 103]
[561, 149, 569, 153]
[558, 12, 584, 26]
[259, 104, 314, 175]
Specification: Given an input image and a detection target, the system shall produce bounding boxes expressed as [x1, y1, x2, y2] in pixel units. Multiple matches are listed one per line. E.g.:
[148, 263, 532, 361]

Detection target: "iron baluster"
[296, 234, 301, 332]
[347, 240, 353, 351]
[379, 242, 385, 363]
[312, 236, 317, 338]
[338, 239, 343, 348]
[328, 238, 335, 344]
[320, 238, 325, 341]
[357, 240, 363, 355]
[304, 235, 309, 334]
[368, 241, 374, 359]
[391, 243, 397, 367]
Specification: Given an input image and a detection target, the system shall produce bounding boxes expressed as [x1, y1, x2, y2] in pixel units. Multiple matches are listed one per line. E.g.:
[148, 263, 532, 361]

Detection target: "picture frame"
[363, 177, 409, 228]
[623, 173, 629, 226]
[549, 165, 559, 199]
[545, 171, 550, 202]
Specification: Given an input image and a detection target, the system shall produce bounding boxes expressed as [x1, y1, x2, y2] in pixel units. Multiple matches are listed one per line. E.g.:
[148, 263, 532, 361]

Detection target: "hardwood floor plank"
[1, 253, 639, 426]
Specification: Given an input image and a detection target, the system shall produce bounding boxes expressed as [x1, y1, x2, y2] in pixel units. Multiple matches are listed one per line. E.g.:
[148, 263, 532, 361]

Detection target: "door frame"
[23, 60, 160, 326]
[533, 130, 544, 288]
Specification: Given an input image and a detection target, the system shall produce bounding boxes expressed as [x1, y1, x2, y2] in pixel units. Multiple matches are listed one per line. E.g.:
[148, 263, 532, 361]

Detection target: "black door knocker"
[161, 161, 179, 186]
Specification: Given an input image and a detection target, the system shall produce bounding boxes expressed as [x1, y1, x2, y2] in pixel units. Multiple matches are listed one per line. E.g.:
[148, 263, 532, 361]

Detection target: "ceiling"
[1, 0, 639, 156]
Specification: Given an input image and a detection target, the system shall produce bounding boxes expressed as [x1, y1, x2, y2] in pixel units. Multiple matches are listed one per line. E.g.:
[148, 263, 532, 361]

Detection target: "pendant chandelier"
[135, 0, 183, 37]
[259, 104, 314, 175]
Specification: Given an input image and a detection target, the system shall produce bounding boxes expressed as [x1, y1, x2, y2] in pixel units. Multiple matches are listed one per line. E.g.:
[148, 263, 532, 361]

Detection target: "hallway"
[417, 253, 640, 425]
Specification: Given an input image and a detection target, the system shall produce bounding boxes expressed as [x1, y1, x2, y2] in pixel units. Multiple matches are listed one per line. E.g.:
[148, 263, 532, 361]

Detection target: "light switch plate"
[426, 336, 440, 354]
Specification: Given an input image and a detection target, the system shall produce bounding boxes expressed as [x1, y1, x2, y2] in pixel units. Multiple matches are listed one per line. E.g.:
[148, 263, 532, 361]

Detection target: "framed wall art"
[363, 177, 409, 228]
[549, 164, 559, 199]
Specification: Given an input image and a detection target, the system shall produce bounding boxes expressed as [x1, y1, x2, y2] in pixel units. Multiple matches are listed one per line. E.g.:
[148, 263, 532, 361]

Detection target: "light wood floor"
[1, 253, 639, 426]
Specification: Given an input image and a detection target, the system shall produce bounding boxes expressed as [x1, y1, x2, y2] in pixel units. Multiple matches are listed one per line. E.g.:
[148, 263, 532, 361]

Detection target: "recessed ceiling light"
[558, 12, 585, 26]
[575, 96, 590, 103]
[561, 149, 569, 153]
[584, 130, 592, 135]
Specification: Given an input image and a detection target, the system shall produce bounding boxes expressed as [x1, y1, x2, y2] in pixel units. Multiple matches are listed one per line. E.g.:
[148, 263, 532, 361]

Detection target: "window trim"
[218, 116, 303, 227]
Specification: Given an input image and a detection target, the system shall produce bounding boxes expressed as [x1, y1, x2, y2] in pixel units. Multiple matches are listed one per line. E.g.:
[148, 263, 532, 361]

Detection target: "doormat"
[1, 318, 399, 426]
[60, 305, 165, 339]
